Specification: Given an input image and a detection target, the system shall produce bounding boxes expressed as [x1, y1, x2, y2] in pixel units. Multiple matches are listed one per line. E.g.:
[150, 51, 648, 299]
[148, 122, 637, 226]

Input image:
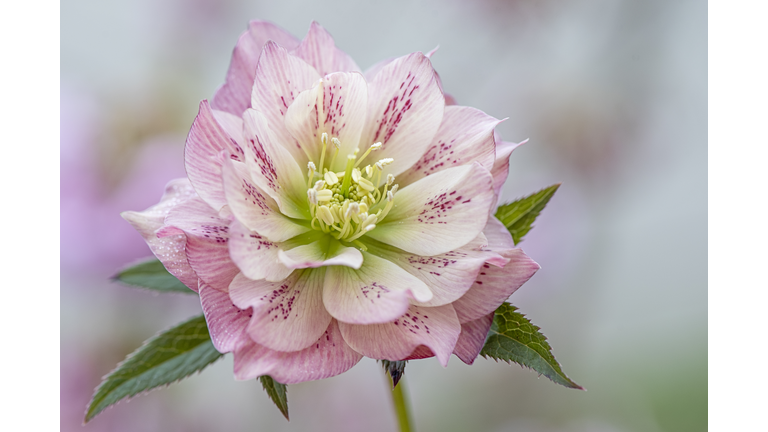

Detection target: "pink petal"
[363, 57, 395, 82]
[323, 251, 432, 325]
[397, 105, 501, 187]
[121, 179, 199, 291]
[291, 21, 360, 76]
[491, 137, 526, 198]
[233, 320, 362, 384]
[366, 163, 495, 256]
[365, 235, 505, 307]
[212, 20, 300, 117]
[278, 239, 363, 270]
[242, 109, 310, 219]
[338, 304, 461, 366]
[284, 72, 368, 171]
[251, 41, 321, 165]
[228, 219, 293, 282]
[164, 197, 239, 292]
[199, 281, 251, 353]
[452, 313, 494, 364]
[359, 52, 445, 178]
[228, 269, 332, 352]
[184, 100, 245, 211]
[452, 249, 540, 323]
[483, 216, 517, 251]
[222, 158, 310, 242]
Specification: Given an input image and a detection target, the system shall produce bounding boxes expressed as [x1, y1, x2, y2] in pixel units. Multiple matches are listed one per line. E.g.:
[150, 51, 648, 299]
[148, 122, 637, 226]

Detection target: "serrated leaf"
[259, 376, 289, 420]
[495, 184, 560, 244]
[380, 360, 407, 388]
[112, 257, 194, 294]
[85, 315, 223, 422]
[481, 303, 582, 390]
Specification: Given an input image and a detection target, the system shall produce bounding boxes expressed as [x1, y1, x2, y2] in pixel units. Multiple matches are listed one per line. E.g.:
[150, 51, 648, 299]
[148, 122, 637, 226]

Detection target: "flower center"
[306, 133, 398, 250]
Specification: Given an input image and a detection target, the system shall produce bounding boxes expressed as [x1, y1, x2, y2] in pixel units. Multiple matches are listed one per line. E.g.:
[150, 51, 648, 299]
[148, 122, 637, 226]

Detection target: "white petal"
[228, 219, 293, 282]
[228, 269, 332, 352]
[366, 163, 495, 256]
[323, 251, 432, 324]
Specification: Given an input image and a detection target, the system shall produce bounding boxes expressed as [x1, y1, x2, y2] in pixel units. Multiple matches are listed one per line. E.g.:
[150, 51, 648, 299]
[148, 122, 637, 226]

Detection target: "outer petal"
[483, 216, 517, 251]
[228, 219, 293, 282]
[199, 281, 251, 353]
[366, 163, 495, 256]
[233, 320, 362, 384]
[360, 52, 445, 179]
[323, 251, 432, 325]
[292, 21, 361, 76]
[452, 313, 494, 364]
[164, 197, 239, 292]
[364, 235, 506, 307]
[251, 41, 321, 164]
[491, 136, 526, 198]
[243, 109, 310, 219]
[338, 304, 461, 366]
[222, 158, 310, 242]
[121, 179, 199, 291]
[363, 57, 395, 82]
[453, 249, 540, 323]
[228, 269, 332, 352]
[212, 20, 300, 116]
[396, 105, 500, 187]
[184, 100, 245, 211]
[284, 72, 368, 171]
[278, 238, 363, 270]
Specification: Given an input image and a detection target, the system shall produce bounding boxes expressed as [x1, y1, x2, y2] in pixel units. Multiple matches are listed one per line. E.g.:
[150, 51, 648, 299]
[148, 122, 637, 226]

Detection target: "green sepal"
[481, 303, 583, 390]
[84, 315, 223, 422]
[259, 376, 289, 420]
[112, 257, 195, 294]
[494, 184, 560, 245]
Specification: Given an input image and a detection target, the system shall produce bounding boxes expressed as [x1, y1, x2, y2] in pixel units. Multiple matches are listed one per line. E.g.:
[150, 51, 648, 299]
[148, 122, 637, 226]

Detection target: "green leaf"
[85, 315, 223, 422]
[481, 303, 583, 390]
[494, 184, 560, 245]
[259, 376, 289, 420]
[380, 360, 407, 388]
[112, 257, 194, 294]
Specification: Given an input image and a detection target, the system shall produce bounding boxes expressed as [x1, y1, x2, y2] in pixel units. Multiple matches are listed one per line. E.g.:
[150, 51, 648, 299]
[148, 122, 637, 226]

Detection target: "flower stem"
[389, 377, 413, 432]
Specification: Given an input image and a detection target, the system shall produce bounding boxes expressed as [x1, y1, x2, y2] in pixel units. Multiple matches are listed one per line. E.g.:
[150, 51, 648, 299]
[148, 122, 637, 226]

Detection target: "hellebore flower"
[122, 21, 539, 384]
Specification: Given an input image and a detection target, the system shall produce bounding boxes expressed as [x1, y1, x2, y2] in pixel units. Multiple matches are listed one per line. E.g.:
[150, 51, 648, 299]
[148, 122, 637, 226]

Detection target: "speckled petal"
[121, 179, 199, 291]
[338, 304, 461, 366]
[164, 197, 239, 292]
[323, 251, 432, 325]
[228, 269, 332, 352]
[359, 52, 445, 179]
[233, 320, 362, 384]
[212, 20, 299, 116]
[199, 281, 251, 353]
[222, 158, 310, 242]
[452, 313, 494, 364]
[251, 41, 321, 165]
[292, 21, 360, 76]
[452, 249, 540, 323]
[184, 101, 245, 211]
[228, 219, 293, 282]
[366, 163, 495, 256]
[397, 105, 500, 187]
[284, 72, 368, 171]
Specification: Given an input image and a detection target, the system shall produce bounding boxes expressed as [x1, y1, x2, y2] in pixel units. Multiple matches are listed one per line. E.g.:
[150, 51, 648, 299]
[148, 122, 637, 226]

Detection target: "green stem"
[390, 376, 413, 432]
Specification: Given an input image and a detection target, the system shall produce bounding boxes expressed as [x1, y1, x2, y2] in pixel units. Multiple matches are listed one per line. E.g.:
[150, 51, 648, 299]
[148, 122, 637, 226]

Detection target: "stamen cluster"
[306, 133, 398, 249]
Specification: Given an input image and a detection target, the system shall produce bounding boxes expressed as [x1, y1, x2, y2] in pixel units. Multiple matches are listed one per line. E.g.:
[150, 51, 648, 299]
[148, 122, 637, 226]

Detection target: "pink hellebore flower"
[122, 21, 539, 384]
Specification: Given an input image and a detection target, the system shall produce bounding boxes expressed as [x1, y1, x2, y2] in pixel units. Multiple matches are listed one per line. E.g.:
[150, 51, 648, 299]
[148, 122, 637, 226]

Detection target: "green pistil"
[340, 155, 356, 198]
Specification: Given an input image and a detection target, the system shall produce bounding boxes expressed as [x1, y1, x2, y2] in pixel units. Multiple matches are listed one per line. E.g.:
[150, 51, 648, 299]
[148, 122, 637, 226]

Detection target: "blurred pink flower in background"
[123, 20, 539, 384]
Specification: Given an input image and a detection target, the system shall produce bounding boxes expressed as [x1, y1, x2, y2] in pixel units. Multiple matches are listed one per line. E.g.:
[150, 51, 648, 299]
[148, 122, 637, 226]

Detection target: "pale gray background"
[61, 0, 706, 430]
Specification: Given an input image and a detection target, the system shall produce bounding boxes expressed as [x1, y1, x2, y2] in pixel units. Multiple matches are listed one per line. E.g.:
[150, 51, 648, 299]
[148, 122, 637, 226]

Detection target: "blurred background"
[60, 0, 706, 431]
